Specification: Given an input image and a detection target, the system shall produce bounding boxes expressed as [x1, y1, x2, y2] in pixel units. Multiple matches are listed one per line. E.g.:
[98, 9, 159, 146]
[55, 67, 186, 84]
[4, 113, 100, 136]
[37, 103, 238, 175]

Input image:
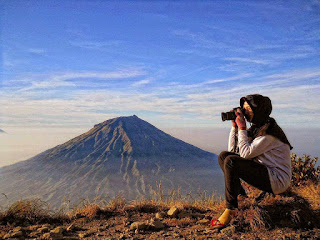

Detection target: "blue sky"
[1, 0, 320, 129]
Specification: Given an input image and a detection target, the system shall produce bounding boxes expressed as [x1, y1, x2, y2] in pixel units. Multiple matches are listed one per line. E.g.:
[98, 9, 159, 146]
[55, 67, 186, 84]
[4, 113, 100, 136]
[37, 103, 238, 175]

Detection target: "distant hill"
[0, 115, 222, 208]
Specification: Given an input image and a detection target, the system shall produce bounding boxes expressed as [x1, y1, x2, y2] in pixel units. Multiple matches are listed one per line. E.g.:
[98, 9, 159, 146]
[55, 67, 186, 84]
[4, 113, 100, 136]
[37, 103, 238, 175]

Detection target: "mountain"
[0, 115, 222, 208]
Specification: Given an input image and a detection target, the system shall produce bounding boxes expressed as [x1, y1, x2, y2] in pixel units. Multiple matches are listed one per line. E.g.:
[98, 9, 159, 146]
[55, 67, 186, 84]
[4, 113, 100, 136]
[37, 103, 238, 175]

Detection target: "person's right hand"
[230, 109, 237, 127]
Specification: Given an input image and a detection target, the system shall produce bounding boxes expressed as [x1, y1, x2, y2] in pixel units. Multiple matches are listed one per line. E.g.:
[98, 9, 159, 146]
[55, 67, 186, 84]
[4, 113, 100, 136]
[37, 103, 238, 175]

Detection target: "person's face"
[243, 102, 254, 122]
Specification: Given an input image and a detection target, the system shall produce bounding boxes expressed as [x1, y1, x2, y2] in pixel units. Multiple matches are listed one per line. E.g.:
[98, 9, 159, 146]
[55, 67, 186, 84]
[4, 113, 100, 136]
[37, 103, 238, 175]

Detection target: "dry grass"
[295, 182, 320, 210]
[0, 181, 319, 235]
[70, 202, 101, 219]
[0, 198, 67, 225]
[6, 199, 49, 220]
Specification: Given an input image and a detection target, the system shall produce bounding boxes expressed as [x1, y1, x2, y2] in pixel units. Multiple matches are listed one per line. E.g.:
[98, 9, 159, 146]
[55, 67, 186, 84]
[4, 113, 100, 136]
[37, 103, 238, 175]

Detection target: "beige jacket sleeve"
[238, 130, 275, 159]
[228, 127, 237, 152]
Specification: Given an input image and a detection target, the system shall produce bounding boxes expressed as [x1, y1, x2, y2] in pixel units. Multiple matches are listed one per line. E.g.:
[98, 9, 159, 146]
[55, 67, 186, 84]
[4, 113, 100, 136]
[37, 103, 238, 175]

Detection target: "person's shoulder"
[254, 134, 277, 144]
[265, 134, 289, 147]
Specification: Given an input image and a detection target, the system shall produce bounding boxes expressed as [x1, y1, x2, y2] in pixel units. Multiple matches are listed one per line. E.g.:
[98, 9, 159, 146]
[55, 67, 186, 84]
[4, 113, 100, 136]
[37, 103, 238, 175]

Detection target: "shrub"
[291, 153, 320, 186]
[2, 199, 54, 224]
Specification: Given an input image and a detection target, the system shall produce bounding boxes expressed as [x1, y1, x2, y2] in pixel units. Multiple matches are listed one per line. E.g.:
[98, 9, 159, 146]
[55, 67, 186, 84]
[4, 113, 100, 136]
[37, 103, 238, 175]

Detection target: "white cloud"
[1, 67, 320, 128]
[12, 69, 146, 92]
[69, 40, 124, 50]
[131, 78, 152, 87]
[224, 57, 270, 65]
[171, 29, 231, 49]
[27, 48, 46, 54]
[168, 73, 253, 90]
[264, 68, 320, 80]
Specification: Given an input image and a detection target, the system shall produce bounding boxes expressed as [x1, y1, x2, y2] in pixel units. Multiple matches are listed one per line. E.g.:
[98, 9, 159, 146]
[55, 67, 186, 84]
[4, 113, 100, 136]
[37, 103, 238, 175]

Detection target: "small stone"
[198, 219, 210, 225]
[13, 227, 24, 232]
[28, 225, 41, 231]
[42, 233, 51, 239]
[4, 230, 24, 238]
[51, 226, 65, 235]
[38, 227, 50, 233]
[3, 233, 10, 239]
[130, 222, 147, 231]
[149, 218, 165, 229]
[167, 206, 179, 217]
[48, 227, 64, 240]
[220, 225, 236, 237]
[155, 212, 165, 219]
[79, 232, 91, 238]
[178, 211, 191, 218]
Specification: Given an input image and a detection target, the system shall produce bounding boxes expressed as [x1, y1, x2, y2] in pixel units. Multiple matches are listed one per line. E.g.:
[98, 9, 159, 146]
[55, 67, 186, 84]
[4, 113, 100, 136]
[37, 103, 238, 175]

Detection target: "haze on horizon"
[0, 124, 319, 168]
[1, 1, 320, 167]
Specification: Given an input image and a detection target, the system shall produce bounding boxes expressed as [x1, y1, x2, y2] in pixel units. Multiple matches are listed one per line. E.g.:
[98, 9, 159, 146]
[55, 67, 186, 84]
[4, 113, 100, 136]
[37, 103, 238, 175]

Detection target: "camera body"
[221, 107, 244, 121]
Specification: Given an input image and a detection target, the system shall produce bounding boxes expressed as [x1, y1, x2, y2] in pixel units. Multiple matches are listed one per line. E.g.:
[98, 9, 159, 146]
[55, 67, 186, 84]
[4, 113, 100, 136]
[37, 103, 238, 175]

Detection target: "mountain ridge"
[0, 115, 222, 208]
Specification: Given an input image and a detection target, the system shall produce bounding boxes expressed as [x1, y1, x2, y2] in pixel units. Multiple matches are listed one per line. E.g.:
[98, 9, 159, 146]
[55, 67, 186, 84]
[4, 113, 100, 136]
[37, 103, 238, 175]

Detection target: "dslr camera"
[221, 107, 244, 122]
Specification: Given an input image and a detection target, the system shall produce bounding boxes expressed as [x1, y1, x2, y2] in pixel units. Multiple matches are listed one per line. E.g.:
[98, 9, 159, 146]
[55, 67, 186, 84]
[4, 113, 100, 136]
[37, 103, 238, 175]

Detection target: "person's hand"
[230, 109, 237, 127]
[235, 108, 247, 130]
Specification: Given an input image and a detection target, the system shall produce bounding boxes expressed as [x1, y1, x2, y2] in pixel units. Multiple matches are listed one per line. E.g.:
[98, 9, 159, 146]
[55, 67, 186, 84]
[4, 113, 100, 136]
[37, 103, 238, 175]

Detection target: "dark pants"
[218, 151, 273, 209]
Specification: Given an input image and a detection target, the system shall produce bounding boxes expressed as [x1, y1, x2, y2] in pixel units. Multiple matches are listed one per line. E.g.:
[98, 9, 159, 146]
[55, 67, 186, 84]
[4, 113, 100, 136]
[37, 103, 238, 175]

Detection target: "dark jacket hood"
[240, 94, 272, 126]
[240, 94, 293, 150]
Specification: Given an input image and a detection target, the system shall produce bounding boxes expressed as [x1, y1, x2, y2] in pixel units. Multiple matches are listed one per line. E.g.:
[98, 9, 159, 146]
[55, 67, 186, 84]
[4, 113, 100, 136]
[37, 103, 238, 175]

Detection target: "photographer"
[211, 94, 293, 229]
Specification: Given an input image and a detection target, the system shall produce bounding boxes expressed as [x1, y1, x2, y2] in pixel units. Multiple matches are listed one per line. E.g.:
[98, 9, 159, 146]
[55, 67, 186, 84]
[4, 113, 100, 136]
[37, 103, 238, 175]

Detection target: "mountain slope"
[0, 116, 222, 208]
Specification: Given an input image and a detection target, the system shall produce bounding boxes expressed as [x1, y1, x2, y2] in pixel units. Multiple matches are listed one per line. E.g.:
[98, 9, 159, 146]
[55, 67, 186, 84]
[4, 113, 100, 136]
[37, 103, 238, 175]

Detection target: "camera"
[221, 107, 244, 121]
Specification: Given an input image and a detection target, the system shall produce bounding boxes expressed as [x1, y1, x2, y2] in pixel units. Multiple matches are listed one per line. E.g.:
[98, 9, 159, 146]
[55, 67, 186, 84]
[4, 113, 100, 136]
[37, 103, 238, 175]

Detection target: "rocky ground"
[1, 182, 319, 239]
[0, 205, 319, 240]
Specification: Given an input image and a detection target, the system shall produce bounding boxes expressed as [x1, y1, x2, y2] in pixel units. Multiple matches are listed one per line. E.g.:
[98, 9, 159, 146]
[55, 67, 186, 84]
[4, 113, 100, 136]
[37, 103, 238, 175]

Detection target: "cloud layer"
[1, 1, 320, 129]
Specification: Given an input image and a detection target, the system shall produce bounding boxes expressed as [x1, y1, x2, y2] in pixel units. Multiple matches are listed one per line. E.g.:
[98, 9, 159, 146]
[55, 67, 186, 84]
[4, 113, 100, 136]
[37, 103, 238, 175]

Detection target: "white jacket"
[228, 127, 291, 194]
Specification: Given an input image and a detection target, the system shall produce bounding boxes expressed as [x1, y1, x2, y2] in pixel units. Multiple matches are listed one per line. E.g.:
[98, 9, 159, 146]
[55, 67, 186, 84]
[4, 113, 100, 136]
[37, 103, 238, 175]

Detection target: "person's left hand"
[235, 108, 247, 130]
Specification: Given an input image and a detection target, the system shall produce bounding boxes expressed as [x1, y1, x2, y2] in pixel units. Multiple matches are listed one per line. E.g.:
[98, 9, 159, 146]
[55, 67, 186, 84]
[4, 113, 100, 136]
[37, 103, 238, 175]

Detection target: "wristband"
[239, 127, 246, 130]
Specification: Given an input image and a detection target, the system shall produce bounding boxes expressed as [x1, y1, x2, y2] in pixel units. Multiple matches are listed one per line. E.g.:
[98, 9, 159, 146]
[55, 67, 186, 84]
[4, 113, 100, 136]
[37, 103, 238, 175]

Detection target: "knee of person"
[224, 156, 237, 169]
[219, 151, 230, 160]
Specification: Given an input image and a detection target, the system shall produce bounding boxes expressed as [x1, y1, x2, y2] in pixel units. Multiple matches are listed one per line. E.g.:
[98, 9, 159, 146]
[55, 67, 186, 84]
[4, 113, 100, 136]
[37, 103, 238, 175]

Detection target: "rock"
[178, 211, 191, 218]
[123, 220, 133, 227]
[4, 230, 24, 238]
[130, 222, 148, 231]
[220, 225, 236, 237]
[149, 218, 165, 229]
[38, 227, 50, 233]
[155, 212, 165, 219]
[79, 233, 88, 238]
[3, 233, 10, 239]
[42, 233, 51, 239]
[198, 218, 210, 225]
[51, 226, 65, 234]
[167, 206, 179, 217]
[29, 231, 39, 238]
[46, 227, 65, 239]
[28, 225, 41, 231]
[13, 227, 24, 232]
